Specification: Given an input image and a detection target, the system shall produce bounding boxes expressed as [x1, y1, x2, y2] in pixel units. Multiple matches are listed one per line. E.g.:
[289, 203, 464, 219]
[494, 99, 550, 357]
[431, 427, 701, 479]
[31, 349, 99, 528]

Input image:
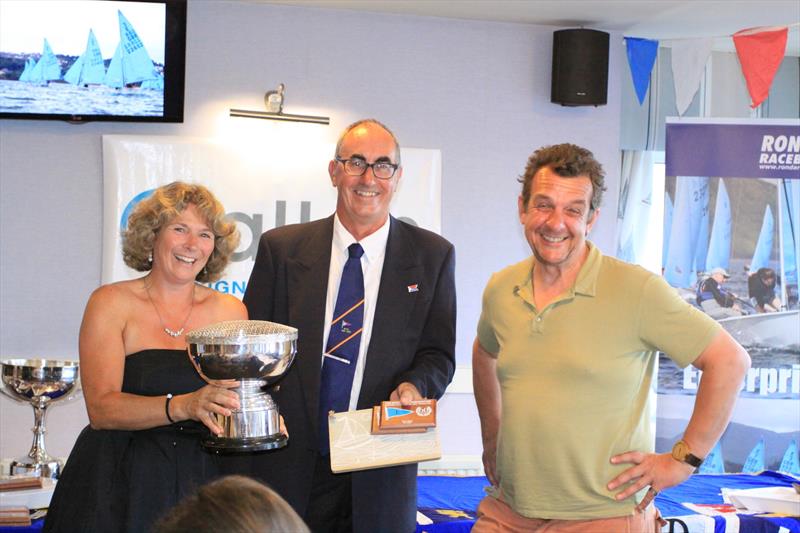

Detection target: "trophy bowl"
[0, 359, 81, 478]
[187, 320, 297, 453]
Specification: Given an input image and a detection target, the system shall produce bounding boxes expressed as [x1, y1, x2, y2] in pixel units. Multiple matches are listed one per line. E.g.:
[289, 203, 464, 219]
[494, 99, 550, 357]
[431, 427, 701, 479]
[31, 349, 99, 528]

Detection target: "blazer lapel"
[359, 218, 422, 406]
[286, 216, 333, 429]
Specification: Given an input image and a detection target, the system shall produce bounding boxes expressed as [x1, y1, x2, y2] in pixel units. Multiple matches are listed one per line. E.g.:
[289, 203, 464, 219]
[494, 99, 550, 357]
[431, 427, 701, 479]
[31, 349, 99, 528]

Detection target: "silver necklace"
[144, 279, 195, 338]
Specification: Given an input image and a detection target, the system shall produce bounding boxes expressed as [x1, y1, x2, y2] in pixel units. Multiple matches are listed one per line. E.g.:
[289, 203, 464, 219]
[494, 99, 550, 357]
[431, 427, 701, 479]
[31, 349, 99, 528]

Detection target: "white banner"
[102, 135, 442, 297]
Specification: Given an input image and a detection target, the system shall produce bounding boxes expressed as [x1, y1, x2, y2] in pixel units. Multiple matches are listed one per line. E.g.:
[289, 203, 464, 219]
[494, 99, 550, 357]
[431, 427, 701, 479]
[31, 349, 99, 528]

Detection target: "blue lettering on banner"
[207, 280, 248, 295]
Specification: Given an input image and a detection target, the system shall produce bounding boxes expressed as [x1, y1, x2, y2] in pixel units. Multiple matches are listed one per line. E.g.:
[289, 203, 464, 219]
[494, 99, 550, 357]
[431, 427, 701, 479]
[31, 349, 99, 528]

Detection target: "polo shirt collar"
[573, 242, 601, 297]
[515, 241, 602, 304]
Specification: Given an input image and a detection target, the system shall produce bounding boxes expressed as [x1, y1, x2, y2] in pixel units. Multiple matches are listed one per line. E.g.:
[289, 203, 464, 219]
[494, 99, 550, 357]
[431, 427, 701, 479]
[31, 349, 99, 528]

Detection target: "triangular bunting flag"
[624, 37, 659, 105]
[671, 38, 713, 115]
[733, 26, 788, 108]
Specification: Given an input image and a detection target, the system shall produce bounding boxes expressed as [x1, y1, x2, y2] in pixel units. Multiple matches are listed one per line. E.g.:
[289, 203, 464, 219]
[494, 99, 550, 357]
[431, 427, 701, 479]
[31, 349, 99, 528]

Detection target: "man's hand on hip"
[607, 451, 695, 502]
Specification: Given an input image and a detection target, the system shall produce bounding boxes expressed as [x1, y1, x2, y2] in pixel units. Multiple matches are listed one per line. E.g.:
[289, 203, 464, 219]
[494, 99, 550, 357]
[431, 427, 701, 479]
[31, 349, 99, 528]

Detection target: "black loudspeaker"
[551, 29, 609, 106]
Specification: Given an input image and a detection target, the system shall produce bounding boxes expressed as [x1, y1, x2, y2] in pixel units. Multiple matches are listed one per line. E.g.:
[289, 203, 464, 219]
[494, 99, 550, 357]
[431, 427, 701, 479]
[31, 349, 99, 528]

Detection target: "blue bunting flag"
[624, 37, 659, 105]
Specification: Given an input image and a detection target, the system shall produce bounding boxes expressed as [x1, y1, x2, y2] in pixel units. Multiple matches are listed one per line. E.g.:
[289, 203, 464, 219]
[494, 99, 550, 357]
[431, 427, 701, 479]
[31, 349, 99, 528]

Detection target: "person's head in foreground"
[154, 475, 310, 533]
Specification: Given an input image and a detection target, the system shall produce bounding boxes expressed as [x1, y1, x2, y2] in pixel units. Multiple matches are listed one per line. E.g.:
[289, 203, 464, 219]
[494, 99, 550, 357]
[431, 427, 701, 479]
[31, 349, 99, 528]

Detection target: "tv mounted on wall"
[0, 0, 186, 123]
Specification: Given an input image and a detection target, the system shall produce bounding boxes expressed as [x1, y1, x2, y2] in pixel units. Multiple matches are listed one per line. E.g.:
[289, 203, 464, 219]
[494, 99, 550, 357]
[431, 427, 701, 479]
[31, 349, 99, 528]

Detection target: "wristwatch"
[671, 439, 703, 468]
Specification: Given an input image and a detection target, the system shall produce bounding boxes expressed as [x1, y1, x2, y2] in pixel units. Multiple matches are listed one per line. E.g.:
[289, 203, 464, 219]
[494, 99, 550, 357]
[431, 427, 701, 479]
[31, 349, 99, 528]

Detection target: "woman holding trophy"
[45, 182, 248, 533]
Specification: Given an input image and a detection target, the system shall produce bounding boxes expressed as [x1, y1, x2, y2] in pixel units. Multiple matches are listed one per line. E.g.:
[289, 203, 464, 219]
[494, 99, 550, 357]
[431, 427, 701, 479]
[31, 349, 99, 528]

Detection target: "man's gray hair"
[334, 118, 401, 165]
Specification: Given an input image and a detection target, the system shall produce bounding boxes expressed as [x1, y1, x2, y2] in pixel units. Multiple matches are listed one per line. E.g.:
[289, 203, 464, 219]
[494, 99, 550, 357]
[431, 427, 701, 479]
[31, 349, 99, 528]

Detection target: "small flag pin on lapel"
[407, 284, 419, 293]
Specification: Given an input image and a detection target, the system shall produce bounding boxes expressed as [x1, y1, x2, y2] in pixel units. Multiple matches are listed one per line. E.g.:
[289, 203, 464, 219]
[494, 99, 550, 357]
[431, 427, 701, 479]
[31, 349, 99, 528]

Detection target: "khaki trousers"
[472, 495, 661, 533]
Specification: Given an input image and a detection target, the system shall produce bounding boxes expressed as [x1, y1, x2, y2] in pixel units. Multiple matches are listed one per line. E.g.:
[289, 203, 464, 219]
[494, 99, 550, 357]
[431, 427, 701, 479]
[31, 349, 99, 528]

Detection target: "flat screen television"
[0, 0, 186, 123]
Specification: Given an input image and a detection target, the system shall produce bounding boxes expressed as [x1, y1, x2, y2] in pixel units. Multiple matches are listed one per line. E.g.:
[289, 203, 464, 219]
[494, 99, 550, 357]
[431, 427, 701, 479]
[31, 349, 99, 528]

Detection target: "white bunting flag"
[670, 38, 713, 115]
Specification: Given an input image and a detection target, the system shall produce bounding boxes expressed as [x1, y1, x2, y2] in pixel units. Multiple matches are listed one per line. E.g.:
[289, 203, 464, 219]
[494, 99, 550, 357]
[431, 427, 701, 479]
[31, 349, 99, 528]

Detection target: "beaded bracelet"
[165, 393, 177, 424]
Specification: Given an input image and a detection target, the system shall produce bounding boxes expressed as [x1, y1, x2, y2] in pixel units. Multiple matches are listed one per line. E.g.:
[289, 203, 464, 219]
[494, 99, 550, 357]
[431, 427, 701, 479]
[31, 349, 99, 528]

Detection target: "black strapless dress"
[43, 349, 221, 533]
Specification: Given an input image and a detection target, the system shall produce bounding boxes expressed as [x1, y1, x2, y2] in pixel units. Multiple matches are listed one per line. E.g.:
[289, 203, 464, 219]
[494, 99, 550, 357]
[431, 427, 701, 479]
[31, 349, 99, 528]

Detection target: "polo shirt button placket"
[531, 313, 544, 333]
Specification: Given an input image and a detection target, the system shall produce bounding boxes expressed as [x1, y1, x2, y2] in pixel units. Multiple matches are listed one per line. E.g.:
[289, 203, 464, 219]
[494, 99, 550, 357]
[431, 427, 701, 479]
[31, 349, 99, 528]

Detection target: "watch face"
[672, 440, 689, 460]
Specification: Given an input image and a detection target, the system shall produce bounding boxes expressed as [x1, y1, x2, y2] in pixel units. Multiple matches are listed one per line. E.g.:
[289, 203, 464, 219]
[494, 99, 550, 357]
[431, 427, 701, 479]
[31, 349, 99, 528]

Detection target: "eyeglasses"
[335, 156, 399, 180]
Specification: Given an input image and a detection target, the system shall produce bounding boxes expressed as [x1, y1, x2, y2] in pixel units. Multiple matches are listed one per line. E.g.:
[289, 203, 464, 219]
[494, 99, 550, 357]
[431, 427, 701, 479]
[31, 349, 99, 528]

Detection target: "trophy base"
[202, 433, 288, 453]
[10, 457, 61, 479]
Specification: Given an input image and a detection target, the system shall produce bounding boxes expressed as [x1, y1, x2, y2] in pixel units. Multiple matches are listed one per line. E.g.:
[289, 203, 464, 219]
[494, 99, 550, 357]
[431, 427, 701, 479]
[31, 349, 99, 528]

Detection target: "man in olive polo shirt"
[472, 143, 750, 532]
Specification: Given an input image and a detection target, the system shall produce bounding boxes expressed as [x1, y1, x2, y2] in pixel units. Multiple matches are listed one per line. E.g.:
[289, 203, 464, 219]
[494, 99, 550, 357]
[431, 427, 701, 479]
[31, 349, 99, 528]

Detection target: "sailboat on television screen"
[18, 58, 36, 83]
[27, 38, 61, 86]
[64, 29, 106, 87]
[103, 10, 159, 89]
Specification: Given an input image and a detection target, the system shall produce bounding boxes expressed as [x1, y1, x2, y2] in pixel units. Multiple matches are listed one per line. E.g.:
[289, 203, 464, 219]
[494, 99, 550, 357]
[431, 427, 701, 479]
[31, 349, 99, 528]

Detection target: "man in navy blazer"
[242, 119, 456, 532]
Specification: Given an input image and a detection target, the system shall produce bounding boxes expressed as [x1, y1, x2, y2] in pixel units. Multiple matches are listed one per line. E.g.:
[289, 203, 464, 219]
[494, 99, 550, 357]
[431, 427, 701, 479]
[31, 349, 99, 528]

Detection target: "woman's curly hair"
[122, 182, 239, 283]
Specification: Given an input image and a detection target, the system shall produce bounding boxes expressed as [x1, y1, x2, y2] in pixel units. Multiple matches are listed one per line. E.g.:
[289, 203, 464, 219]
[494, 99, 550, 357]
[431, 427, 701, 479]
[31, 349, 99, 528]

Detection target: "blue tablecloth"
[0, 518, 42, 533]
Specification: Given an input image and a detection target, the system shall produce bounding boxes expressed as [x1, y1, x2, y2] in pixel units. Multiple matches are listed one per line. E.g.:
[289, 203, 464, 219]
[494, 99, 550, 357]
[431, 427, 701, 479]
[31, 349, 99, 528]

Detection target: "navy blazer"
[240, 215, 456, 533]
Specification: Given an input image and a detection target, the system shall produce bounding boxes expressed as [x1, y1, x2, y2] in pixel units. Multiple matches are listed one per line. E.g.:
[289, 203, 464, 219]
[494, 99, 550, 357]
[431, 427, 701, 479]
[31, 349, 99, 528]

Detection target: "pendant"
[164, 327, 184, 338]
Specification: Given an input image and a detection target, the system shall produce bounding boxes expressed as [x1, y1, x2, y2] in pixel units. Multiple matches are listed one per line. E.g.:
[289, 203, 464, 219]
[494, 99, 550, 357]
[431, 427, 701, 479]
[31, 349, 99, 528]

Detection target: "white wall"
[0, 0, 623, 462]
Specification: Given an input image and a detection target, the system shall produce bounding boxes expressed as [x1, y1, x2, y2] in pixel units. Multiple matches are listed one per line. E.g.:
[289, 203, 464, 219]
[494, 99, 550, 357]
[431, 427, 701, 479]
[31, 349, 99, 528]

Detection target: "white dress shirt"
[321, 214, 390, 410]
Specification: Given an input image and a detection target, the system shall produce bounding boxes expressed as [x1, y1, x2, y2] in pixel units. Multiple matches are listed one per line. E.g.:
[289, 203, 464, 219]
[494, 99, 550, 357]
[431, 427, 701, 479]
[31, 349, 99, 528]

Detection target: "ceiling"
[259, 1, 800, 55]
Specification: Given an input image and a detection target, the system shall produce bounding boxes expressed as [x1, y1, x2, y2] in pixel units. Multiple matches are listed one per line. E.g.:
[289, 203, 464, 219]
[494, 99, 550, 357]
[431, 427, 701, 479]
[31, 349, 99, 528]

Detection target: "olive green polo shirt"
[477, 243, 720, 519]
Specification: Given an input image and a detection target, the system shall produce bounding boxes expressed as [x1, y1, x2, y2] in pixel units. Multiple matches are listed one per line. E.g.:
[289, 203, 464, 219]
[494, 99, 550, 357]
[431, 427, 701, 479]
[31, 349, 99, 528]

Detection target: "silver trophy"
[187, 320, 297, 452]
[0, 359, 80, 478]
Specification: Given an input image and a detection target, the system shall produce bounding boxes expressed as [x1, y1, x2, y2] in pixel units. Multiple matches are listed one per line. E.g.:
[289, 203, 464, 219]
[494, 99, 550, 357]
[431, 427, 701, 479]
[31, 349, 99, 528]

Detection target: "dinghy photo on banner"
[658, 118, 799, 473]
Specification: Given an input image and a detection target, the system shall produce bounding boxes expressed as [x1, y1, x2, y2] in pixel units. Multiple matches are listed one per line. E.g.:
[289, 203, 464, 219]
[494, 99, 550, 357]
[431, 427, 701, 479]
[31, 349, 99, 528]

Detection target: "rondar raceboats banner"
[659, 118, 799, 474]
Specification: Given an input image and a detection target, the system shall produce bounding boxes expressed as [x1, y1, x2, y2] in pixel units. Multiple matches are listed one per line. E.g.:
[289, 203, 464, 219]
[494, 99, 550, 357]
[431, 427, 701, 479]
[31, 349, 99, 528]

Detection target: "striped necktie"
[318, 242, 364, 454]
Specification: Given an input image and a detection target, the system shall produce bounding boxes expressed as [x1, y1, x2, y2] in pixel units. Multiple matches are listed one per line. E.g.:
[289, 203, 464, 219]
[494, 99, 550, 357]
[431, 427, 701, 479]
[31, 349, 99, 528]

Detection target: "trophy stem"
[201, 381, 286, 452]
[10, 402, 62, 478]
[30, 403, 52, 463]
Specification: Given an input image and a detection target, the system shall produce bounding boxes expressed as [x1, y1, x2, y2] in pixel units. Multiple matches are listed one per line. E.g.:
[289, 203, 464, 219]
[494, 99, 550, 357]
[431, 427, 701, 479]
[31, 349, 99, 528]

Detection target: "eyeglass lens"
[343, 158, 396, 179]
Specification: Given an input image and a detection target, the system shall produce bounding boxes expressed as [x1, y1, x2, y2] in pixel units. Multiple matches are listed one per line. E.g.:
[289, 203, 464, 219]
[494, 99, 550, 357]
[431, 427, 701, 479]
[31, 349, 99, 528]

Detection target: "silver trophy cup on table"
[187, 320, 297, 452]
[0, 359, 80, 478]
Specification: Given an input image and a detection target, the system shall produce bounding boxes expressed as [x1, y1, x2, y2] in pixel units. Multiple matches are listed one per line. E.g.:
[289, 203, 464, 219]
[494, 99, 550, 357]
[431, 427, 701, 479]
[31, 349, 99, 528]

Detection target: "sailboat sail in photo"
[742, 437, 765, 473]
[698, 441, 725, 474]
[662, 193, 673, 271]
[28, 38, 62, 85]
[693, 205, 709, 275]
[780, 179, 798, 285]
[705, 179, 732, 273]
[664, 176, 708, 288]
[64, 29, 106, 86]
[778, 439, 800, 475]
[750, 205, 774, 272]
[103, 10, 158, 89]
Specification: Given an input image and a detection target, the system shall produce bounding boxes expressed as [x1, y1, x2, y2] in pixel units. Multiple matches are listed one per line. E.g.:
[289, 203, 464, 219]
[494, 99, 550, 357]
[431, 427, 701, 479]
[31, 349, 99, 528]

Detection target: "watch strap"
[672, 439, 703, 468]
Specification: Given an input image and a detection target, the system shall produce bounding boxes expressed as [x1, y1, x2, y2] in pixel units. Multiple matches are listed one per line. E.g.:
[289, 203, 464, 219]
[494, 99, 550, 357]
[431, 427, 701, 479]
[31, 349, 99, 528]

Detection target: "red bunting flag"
[732, 26, 788, 108]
